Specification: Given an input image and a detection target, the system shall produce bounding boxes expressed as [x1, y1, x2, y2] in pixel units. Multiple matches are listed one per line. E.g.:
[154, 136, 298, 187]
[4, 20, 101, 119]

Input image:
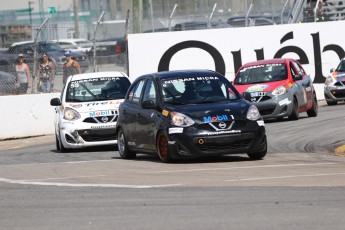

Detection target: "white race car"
[50, 71, 131, 152]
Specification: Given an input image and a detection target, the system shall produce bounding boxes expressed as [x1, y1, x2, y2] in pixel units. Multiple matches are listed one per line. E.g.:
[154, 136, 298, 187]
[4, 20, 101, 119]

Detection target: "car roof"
[139, 69, 221, 80]
[241, 58, 291, 67]
[52, 39, 91, 43]
[69, 71, 129, 81]
[11, 40, 34, 46]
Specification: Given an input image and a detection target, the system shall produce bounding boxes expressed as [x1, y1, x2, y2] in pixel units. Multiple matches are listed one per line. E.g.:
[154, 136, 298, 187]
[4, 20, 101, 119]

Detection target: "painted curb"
[335, 145, 345, 156]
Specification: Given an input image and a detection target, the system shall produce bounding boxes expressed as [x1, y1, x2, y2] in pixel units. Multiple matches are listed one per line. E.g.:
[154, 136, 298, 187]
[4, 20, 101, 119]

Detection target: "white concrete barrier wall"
[0, 87, 325, 140]
[0, 93, 60, 140]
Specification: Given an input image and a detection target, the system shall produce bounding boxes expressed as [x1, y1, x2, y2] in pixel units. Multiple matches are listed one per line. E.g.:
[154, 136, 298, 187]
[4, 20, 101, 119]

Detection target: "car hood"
[166, 100, 250, 123]
[64, 99, 124, 112]
[234, 81, 286, 94]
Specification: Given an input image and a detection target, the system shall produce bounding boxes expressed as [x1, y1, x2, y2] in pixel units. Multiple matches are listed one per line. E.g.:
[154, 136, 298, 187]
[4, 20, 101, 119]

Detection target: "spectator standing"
[62, 50, 81, 84]
[38, 53, 55, 93]
[15, 54, 31, 94]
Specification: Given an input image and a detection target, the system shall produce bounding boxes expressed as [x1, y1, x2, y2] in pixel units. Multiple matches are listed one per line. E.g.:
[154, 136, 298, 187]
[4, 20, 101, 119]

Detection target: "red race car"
[233, 58, 318, 120]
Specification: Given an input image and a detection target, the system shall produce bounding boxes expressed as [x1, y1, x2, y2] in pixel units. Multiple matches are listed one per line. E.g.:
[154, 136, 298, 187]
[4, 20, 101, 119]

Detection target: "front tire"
[58, 131, 68, 153]
[157, 131, 173, 163]
[326, 100, 337, 106]
[307, 94, 318, 117]
[247, 136, 267, 160]
[55, 133, 60, 151]
[288, 98, 299, 120]
[117, 128, 136, 159]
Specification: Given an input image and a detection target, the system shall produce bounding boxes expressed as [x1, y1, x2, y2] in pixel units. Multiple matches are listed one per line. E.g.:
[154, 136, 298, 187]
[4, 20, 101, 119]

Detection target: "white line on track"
[19, 175, 108, 182]
[0, 177, 182, 189]
[141, 163, 337, 174]
[224, 172, 345, 182]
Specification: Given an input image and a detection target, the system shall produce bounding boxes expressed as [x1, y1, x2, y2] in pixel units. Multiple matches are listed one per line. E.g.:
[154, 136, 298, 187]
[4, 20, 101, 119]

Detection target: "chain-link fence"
[0, 19, 128, 96]
[1, 0, 345, 96]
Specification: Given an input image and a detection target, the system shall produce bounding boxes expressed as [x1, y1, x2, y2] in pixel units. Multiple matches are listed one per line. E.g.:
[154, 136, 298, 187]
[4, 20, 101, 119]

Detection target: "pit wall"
[0, 86, 324, 140]
[0, 93, 60, 140]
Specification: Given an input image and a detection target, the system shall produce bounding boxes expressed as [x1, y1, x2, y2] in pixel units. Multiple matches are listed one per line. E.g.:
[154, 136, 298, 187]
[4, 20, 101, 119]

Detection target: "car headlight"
[246, 105, 261, 121]
[325, 76, 334, 86]
[64, 107, 81, 120]
[170, 112, 194, 127]
[272, 85, 287, 96]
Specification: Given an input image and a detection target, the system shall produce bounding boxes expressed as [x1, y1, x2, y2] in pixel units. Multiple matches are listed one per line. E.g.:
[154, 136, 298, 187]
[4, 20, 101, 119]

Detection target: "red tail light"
[115, 44, 121, 54]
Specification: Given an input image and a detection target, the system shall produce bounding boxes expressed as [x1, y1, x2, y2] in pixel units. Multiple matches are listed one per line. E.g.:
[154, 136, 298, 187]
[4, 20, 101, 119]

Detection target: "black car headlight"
[64, 107, 81, 121]
[246, 105, 261, 121]
[272, 85, 287, 96]
[170, 112, 194, 127]
[325, 76, 334, 86]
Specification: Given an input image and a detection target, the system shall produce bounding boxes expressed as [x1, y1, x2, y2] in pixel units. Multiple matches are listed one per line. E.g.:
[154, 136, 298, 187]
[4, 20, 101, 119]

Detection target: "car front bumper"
[58, 121, 117, 149]
[324, 85, 345, 102]
[244, 92, 293, 119]
[166, 121, 266, 159]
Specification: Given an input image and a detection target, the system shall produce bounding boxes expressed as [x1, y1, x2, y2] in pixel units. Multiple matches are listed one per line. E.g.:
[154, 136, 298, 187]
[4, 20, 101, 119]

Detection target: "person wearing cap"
[15, 54, 31, 94]
[38, 52, 55, 93]
[62, 50, 81, 84]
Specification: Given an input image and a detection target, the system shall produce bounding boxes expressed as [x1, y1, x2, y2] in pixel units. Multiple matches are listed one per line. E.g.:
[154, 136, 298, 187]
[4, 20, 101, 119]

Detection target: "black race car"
[115, 69, 267, 163]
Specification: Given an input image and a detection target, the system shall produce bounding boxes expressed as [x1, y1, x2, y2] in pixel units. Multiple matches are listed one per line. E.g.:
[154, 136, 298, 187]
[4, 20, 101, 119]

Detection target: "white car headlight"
[246, 105, 261, 121]
[272, 85, 287, 96]
[325, 76, 334, 86]
[64, 107, 81, 120]
[170, 112, 194, 127]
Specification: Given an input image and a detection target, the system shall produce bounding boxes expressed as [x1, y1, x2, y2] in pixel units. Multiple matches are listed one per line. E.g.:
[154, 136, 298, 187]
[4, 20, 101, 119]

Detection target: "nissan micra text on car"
[115, 69, 267, 163]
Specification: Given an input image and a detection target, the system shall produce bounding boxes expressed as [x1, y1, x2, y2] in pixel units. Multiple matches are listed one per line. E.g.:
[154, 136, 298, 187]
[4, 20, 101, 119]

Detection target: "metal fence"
[1, 0, 345, 96]
[0, 20, 128, 96]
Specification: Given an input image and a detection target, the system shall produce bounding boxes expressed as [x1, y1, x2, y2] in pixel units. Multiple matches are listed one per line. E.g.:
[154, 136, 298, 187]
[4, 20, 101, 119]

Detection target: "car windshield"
[335, 60, 345, 72]
[38, 43, 64, 53]
[234, 63, 287, 84]
[66, 77, 131, 102]
[161, 75, 240, 105]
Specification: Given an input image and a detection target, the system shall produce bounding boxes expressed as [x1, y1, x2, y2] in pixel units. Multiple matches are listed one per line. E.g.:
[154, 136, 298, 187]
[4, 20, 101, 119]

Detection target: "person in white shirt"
[15, 54, 31, 94]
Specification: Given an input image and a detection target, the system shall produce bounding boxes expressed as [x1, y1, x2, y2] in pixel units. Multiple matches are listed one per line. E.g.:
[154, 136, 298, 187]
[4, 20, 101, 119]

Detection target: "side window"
[21, 45, 33, 54]
[127, 79, 145, 104]
[290, 61, 297, 78]
[291, 61, 304, 76]
[142, 79, 156, 102]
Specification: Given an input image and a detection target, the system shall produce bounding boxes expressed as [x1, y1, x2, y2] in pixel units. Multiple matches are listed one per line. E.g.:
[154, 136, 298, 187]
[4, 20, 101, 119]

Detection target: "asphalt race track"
[1, 100, 345, 230]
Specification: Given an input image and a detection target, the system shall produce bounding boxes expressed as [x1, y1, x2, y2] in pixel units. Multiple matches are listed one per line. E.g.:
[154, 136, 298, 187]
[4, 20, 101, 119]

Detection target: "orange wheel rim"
[158, 135, 168, 159]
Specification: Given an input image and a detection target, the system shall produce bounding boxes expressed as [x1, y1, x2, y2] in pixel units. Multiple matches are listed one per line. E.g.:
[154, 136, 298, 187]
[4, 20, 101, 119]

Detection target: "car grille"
[259, 107, 276, 116]
[83, 113, 118, 123]
[77, 129, 116, 142]
[330, 88, 345, 98]
[195, 139, 252, 151]
[197, 120, 247, 131]
[242, 92, 271, 102]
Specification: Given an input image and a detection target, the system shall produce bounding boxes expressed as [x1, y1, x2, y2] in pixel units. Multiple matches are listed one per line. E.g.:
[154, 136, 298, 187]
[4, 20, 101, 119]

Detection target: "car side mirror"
[294, 74, 303, 81]
[50, 98, 61, 106]
[330, 68, 335, 73]
[142, 100, 156, 109]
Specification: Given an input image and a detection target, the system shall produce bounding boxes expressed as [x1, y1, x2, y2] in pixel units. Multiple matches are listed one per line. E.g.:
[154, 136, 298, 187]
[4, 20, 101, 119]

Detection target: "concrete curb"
[335, 145, 345, 157]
